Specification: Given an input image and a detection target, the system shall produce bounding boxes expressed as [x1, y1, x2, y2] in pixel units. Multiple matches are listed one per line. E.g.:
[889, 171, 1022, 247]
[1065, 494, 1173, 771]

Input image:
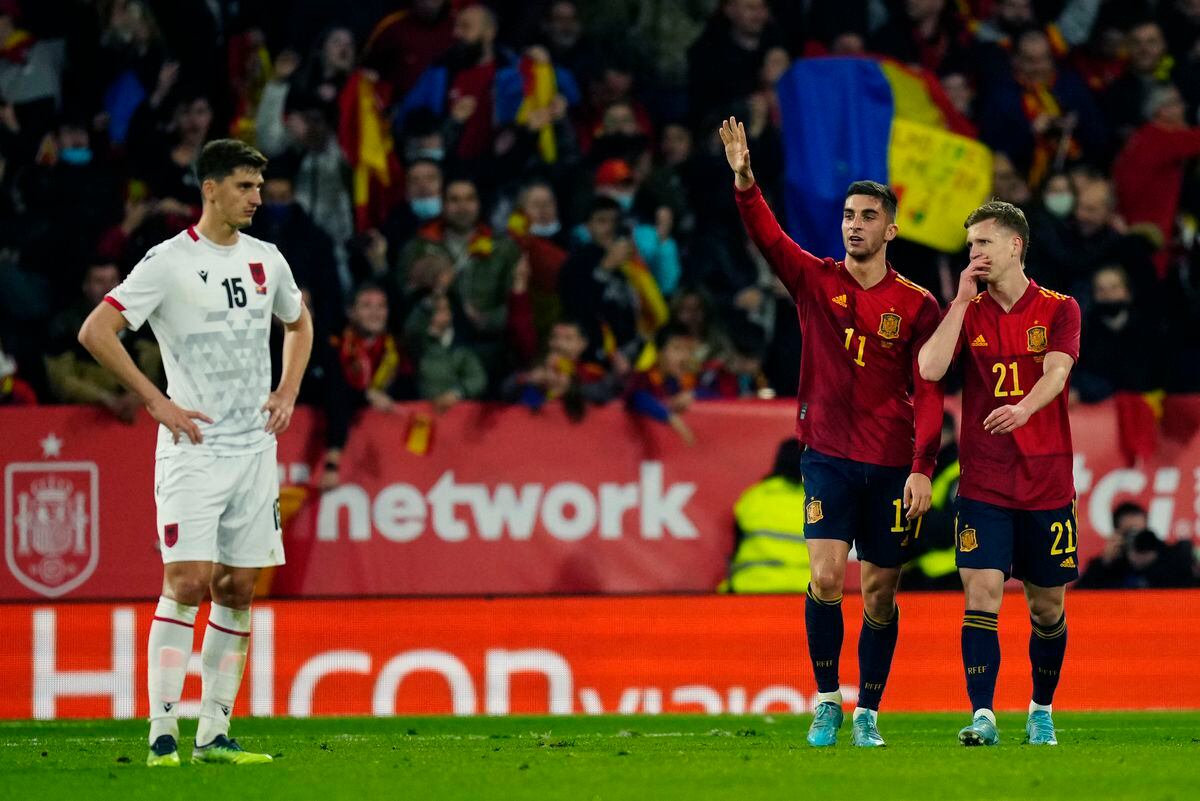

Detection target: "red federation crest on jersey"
[249, 262, 268, 294]
[163, 523, 179, 548]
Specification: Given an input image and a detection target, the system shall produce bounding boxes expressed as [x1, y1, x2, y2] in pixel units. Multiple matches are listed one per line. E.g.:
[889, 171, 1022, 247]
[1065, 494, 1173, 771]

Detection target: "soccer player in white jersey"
[78, 139, 313, 766]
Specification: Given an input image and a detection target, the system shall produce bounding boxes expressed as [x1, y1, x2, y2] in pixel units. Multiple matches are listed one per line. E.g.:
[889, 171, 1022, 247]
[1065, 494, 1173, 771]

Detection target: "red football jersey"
[735, 184, 943, 475]
[956, 280, 1081, 509]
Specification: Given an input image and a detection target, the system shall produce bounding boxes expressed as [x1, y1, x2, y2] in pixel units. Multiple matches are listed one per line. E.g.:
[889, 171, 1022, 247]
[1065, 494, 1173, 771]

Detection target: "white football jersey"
[106, 225, 303, 458]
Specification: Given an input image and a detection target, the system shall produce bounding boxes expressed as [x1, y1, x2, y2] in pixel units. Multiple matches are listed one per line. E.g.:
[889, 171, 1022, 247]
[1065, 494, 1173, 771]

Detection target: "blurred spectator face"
[940, 72, 974, 117]
[443, 180, 480, 231]
[659, 334, 698, 377]
[991, 153, 1030, 205]
[1181, 0, 1200, 23]
[413, 0, 446, 20]
[994, 0, 1033, 26]
[585, 207, 619, 246]
[1041, 173, 1074, 218]
[1073, 181, 1114, 236]
[761, 47, 791, 86]
[521, 184, 559, 228]
[661, 124, 692, 166]
[260, 177, 295, 224]
[548, 322, 587, 361]
[177, 98, 213, 143]
[405, 131, 445, 163]
[453, 5, 495, 49]
[1128, 23, 1167, 75]
[1114, 505, 1149, 537]
[1013, 31, 1055, 85]
[592, 67, 633, 107]
[106, 0, 159, 48]
[544, 1, 581, 50]
[725, 0, 769, 38]
[830, 32, 866, 54]
[56, 123, 92, 165]
[905, 0, 944, 23]
[1149, 86, 1187, 127]
[673, 292, 706, 335]
[595, 159, 637, 211]
[322, 28, 355, 75]
[406, 161, 442, 202]
[349, 287, 389, 337]
[1092, 266, 1132, 305]
[83, 263, 120, 306]
[410, 253, 455, 293]
[601, 102, 639, 137]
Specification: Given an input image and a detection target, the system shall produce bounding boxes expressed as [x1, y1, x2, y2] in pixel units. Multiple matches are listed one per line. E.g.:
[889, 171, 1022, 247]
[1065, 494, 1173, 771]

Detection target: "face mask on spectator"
[60, 147, 93, 166]
[1094, 300, 1130, 319]
[411, 196, 442, 220]
[260, 202, 293, 225]
[609, 192, 634, 213]
[1043, 192, 1073, 218]
[530, 220, 561, 237]
[410, 147, 445, 162]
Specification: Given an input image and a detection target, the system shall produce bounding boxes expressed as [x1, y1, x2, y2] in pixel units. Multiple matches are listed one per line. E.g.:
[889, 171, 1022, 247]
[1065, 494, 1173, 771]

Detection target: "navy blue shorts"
[799, 448, 917, 569]
[954, 496, 1080, 586]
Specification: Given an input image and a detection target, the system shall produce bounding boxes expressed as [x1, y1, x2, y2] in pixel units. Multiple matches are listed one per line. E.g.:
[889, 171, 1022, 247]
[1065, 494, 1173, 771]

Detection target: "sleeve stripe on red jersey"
[103, 296, 126, 312]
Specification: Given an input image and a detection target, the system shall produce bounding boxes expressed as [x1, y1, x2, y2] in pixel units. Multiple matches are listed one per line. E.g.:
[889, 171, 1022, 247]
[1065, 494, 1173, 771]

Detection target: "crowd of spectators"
[2, 0, 1200, 490]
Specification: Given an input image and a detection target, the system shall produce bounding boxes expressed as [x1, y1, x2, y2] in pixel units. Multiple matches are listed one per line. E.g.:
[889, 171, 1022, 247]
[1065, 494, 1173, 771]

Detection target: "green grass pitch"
[2, 712, 1197, 800]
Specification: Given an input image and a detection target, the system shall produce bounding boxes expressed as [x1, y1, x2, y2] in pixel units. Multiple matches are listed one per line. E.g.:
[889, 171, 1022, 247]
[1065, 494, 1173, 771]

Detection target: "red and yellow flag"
[516, 55, 558, 163]
[338, 70, 403, 232]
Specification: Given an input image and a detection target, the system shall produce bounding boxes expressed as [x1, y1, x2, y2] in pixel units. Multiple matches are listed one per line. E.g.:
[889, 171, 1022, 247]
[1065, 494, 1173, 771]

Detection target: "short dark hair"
[588, 195, 622, 218]
[845, 180, 897, 219]
[964, 200, 1031, 261]
[350, 281, 388, 305]
[195, 139, 268, 185]
[1112, 501, 1147, 530]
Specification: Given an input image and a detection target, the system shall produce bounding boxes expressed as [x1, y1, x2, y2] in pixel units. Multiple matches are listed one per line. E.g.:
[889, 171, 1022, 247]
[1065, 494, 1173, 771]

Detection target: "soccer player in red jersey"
[918, 200, 1081, 747]
[721, 118, 943, 747]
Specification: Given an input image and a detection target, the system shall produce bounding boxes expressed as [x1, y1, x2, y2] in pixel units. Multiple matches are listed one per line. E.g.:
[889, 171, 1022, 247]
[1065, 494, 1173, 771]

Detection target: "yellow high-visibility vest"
[720, 476, 810, 593]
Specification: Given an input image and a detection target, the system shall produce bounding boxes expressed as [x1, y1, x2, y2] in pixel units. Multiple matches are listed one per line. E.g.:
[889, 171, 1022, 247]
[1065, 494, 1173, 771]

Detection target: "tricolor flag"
[778, 57, 993, 257]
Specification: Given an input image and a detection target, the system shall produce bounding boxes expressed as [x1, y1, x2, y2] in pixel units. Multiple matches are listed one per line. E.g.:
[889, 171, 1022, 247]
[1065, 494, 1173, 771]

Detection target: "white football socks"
[196, 603, 251, 747]
[147, 596, 199, 744]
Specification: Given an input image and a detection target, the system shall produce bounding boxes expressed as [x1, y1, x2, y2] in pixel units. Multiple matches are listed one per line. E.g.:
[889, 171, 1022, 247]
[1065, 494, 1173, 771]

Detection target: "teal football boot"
[806, 701, 844, 747]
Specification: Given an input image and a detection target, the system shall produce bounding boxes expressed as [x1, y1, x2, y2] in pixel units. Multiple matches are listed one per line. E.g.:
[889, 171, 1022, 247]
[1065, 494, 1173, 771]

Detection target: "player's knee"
[810, 566, 844, 599]
[164, 573, 210, 606]
[963, 581, 1002, 612]
[863, 586, 897, 620]
[1028, 594, 1064, 625]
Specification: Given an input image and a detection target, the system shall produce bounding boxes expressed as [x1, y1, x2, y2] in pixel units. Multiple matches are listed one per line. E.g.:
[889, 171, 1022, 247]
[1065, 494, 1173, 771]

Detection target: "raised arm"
[720, 116, 823, 299]
[918, 260, 988, 381]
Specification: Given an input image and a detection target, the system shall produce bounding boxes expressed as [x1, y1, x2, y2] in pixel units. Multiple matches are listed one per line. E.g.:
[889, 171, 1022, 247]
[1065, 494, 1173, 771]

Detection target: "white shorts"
[154, 444, 284, 567]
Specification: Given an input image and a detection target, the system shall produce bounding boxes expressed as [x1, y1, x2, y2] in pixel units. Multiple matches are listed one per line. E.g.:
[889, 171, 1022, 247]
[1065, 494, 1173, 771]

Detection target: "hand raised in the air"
[718, 116, 754, 189]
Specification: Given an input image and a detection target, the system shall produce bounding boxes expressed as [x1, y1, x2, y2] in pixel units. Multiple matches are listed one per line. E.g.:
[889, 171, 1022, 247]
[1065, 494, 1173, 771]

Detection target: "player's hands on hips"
[956, 259, 989, 303]
[263, 389, 297, 434]
[718, 117, 754, 189]
[903, 472, 932, 521]
[984, 403, 1031, 435]
[148, 396, 213, 444]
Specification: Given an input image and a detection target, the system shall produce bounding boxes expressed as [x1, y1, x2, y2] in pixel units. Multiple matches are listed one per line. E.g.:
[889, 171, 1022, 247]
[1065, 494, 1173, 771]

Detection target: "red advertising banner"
[1, 592, 1197, 720]
[1, 397, 1198, 600]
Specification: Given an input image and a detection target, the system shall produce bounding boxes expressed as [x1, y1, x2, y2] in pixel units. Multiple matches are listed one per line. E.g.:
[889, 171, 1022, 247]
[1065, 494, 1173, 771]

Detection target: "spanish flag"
[338, 70, 403, 233]
[515, 55, 558, 163]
